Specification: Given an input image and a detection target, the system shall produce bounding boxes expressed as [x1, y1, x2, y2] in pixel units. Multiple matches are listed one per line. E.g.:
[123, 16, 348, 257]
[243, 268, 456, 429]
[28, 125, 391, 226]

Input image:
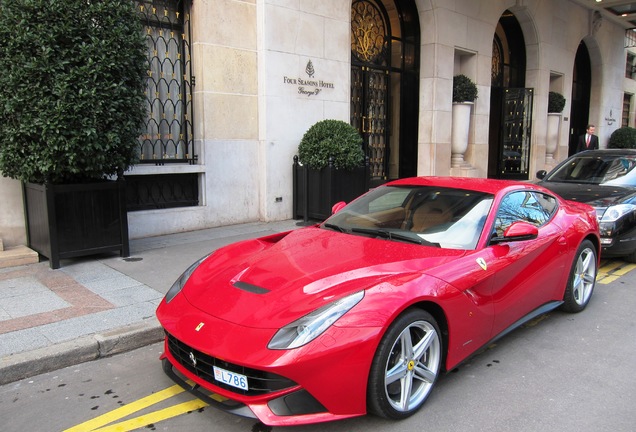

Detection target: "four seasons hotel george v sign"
[283, 60, 336, 97]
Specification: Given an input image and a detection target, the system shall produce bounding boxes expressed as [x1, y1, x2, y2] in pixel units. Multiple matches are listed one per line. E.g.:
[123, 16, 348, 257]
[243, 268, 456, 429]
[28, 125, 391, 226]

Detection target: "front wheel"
[561, 239, 597, 313]
[367, 309, 442, 420]
[622, 247, 636, 263]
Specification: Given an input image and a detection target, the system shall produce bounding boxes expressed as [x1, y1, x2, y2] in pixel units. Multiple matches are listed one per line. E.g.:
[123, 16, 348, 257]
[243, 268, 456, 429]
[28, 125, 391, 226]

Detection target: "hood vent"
[232, 281, 270, 294]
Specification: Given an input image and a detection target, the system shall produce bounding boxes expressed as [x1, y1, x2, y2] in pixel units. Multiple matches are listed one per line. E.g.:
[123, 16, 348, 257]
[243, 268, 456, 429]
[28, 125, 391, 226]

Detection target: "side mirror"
[331, 201, 347, 214]
[536, 170, 547, 180]
[491, 222, 539, 244]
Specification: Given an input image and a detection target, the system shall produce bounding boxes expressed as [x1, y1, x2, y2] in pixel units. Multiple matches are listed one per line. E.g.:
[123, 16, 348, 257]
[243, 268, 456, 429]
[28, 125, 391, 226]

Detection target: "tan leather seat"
[409, 199, 452, 232]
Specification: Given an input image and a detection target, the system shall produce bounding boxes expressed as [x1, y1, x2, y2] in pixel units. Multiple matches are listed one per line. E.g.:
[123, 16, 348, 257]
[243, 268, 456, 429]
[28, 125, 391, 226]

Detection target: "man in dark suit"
[576, 124, 599, 152]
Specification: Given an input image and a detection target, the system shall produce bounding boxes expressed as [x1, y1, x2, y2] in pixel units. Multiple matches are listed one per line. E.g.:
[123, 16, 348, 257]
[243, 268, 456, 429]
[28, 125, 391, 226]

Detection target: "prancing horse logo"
[476, 257, 487, 271]
[189, 351, 197, 368]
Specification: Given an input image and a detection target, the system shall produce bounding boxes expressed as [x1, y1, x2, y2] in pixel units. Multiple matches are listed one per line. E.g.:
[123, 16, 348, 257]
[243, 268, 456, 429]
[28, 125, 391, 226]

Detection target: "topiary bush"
[452, 74, 478, 103]
[0, 0, 147, 184]
[298, 119, 364, 170]
[608, 127, 636, 149]
[548, 92, 566, 113]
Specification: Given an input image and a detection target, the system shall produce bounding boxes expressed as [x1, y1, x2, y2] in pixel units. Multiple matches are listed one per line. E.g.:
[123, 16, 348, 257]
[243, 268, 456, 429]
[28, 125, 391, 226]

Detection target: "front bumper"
[162, 357, 258, 419]
[600, 235, 636, 257]
[159, 332, 376, 426]
[157, 295, 382, 426]
[599, 220, 636, 258]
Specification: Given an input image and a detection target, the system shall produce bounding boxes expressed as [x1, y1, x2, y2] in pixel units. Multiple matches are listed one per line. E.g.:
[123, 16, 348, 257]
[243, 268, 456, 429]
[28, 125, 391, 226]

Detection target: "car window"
[368, 188, 412, 213]
[494, 191, 557, 236]
[602, 157, 636, 186]
[323, 186, 494, 250]
[546, 154, 636, 186]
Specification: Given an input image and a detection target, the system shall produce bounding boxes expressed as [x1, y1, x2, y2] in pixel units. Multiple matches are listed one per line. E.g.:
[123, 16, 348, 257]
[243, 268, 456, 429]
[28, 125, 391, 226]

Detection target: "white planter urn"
[451, 102, 473, 167]
[546, 113, 561, 162]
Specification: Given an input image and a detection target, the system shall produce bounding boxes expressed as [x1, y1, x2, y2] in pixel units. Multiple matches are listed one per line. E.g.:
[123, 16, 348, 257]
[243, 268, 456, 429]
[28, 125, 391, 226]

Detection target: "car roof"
[385, 176, 537, 195]
[575, 149, 636, 157]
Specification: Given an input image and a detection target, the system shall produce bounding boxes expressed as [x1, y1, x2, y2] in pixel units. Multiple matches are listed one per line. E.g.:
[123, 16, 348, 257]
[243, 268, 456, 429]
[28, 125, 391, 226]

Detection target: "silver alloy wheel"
[383, 320, 441, 412]
[573, 246, 596, 306]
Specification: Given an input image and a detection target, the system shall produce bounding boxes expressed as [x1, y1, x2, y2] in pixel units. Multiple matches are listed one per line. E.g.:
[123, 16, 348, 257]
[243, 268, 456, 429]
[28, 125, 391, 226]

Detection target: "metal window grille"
[126, 173, 199, 211]
[626, 52, 636, 80]
[626, 29, 636, 49]
[623, 93, 631, 128]
[127, 1, 199, 212]
[136, 0, 195, 165]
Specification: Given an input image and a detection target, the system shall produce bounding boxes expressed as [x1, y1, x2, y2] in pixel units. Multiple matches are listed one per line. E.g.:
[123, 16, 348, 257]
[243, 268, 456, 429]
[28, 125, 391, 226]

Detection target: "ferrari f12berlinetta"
[156, 176, 600, 426]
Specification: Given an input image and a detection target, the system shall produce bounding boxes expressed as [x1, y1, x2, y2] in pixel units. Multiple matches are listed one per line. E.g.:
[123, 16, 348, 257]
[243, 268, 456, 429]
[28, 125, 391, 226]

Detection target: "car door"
[487, 190, 569, 336]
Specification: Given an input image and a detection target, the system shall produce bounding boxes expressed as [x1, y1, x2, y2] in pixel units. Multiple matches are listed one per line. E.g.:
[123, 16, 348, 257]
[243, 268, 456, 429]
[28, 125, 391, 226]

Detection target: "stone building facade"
[2, 0, 636, 248]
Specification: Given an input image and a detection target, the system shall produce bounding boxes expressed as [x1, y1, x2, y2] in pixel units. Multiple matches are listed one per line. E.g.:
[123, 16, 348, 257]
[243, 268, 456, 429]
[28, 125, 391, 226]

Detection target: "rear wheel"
[367, 309, 442, 419]
[561, 239, 597, 313]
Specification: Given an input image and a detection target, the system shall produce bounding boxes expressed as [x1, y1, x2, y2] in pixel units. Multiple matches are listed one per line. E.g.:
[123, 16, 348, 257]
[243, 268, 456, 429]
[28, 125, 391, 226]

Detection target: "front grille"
[166, 332, 297, 396]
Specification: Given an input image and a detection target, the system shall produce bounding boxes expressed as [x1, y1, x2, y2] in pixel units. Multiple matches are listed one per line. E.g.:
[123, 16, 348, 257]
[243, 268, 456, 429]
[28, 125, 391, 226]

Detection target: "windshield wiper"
[323, 223, 346, 232]
[351, 227, 439, 247]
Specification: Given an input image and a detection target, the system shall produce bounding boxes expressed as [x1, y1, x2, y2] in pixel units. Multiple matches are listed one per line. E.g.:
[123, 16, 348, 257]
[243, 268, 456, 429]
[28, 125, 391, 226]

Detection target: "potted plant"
[548, 91, 566, 114]
[293, 119, 369, 221]
[0, 0, 147, 268]
[451, 75, 478, 167]
[608, 127, 636, 149]
[546, 92, 566, 161]
[452, 74, 479, 104]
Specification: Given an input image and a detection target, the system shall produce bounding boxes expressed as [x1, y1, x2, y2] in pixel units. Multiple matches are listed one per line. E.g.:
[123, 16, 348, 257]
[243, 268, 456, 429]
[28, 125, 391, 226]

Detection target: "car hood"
[538, 181, 636, 207]
[182, 227, 464, 327]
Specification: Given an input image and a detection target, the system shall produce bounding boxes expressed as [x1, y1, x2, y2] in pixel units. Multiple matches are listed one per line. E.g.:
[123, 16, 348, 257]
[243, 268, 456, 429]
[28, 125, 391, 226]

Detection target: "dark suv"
[537, 149, 636, 262]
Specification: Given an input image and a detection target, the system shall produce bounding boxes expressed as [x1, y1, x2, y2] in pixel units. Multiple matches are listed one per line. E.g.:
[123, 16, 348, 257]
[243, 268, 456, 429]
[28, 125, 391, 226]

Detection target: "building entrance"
[569, 42, 592, 156]
[350, 0, 420, 187]
[488, 10, 533, 180]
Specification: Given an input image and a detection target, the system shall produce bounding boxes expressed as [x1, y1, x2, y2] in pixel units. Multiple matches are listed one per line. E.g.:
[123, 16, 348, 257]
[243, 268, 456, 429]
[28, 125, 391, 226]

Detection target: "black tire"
[623, 248, 636, 263]
[561, 239, 597, 313]
[367, 309, 442, 419]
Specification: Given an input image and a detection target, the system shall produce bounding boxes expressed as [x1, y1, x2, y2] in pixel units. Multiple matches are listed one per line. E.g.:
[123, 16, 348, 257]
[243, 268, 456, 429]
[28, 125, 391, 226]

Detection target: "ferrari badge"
[476, 258, 487, 271]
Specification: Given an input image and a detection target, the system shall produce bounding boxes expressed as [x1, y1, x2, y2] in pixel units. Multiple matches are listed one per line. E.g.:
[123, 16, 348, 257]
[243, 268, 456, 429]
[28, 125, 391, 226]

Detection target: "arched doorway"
[569, 42, 592, 156]
[488, 10, 533, 180]
[350, 0, 420, 187]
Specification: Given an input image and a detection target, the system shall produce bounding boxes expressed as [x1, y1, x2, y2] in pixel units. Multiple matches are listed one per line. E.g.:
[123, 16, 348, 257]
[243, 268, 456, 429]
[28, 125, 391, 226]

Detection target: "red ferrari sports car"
[156, 176, 600, 426]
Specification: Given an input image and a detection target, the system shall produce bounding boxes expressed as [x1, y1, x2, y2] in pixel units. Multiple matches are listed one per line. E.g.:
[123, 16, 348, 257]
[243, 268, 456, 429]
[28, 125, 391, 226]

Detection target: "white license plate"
[213, 366, 248, 391]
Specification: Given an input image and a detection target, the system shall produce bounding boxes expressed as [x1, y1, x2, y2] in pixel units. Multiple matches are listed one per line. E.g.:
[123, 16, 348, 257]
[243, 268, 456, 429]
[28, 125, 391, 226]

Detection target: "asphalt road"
[1, 260, 635, 432]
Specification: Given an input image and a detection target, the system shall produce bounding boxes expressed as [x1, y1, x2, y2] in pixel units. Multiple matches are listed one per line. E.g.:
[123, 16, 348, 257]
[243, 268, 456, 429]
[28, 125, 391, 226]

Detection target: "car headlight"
[599, 204, 636, 223]
[165, 255, 208, 304]
[268, 291, 365, 350]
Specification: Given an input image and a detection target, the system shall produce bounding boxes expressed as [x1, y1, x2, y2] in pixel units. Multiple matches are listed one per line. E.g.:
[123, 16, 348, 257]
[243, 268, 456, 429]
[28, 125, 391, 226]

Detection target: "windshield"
[322, 186, 494, 250]
[546, 154, 636, 186]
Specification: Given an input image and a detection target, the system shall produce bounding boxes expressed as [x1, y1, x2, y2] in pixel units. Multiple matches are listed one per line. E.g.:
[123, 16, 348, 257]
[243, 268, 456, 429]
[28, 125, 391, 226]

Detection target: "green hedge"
[298, 120, 364, 170]
[0, 0, 147, 184]
[608, 127, 636, 149]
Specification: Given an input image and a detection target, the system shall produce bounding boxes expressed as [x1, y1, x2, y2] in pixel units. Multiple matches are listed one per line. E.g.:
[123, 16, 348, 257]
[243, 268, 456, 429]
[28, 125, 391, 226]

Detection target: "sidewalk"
[0, 219, 303, 385]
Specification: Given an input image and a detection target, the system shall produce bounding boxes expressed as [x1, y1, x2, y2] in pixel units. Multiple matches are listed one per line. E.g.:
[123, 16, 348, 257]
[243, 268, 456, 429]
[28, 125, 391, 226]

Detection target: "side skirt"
[446, 300, 564, 372]
[490, 300, 564, 344]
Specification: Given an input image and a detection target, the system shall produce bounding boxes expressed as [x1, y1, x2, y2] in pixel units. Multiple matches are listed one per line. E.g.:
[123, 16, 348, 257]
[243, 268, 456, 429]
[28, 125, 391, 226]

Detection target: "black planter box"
[293, 156, 370, 221]
[23, 179, 130, 269]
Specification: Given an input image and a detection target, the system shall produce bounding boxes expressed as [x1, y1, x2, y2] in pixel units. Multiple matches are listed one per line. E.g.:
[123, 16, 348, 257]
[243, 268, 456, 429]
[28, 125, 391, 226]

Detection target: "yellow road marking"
[599, 261, 623, 273]
[611, 263, 636, 275]
[598, 275, 620, 285]
[597, 260, 636, 285]
[63, 383, 197, 432]
[91, 399, 209, 432]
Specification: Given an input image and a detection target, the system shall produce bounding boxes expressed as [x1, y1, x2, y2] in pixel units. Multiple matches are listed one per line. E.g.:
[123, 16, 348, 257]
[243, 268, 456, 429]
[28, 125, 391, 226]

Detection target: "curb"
[0, 319, 163, 386]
